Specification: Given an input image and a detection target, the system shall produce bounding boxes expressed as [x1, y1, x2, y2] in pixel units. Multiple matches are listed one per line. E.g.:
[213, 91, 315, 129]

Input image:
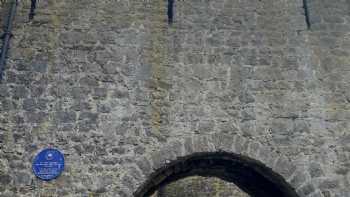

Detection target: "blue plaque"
[32, 148, 65, 181]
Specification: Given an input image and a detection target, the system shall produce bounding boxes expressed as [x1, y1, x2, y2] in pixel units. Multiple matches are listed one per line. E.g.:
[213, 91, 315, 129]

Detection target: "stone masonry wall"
[153, 176, 249, 197]
[0, 0, 349, 196]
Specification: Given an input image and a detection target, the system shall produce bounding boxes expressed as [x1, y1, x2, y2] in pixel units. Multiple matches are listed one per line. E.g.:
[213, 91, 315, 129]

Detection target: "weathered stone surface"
[136, 157, 152, 177]
[309, 163, 324, 178]
[0, 0, 349, 196]
[212, 133, 234, 152]
[297, 183, 315, 197]
[273, 156, 297, 179]
[234, 136, 249, 154]
[0, 175, 11, 185]
[289, 170, 309, 189]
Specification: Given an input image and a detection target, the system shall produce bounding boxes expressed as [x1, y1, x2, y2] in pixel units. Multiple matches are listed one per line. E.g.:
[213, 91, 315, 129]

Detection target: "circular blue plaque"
[32, 148, 65, 181]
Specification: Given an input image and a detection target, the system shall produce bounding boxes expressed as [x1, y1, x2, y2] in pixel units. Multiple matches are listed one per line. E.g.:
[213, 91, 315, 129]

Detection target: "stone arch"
[120, 134, 318, 197]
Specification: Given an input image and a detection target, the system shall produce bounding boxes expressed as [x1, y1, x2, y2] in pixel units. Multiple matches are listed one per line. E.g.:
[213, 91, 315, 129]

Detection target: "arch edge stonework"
[119, 134, 320, 197]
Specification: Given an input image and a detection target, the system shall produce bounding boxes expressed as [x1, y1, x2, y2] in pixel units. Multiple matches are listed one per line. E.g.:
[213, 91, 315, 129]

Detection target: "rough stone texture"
[0, 0, 349, 196]
[151, 176, 249, 197]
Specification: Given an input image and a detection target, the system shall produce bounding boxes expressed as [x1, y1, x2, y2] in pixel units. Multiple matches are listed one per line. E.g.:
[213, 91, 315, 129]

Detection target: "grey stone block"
[297, 183, 316, 197]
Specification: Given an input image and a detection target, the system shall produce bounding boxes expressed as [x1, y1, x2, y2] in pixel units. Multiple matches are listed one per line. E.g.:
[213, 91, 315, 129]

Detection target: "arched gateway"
[135, 152, 298, 197]
[118, 134, 315, 197]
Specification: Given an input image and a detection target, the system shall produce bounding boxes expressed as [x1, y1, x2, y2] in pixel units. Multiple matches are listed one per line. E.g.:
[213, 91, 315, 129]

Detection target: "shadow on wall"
[135, 152, 299, 197]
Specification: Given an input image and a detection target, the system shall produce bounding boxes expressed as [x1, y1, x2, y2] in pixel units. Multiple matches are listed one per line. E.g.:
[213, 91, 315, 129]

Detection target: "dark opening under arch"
[134, 152, 299, 197]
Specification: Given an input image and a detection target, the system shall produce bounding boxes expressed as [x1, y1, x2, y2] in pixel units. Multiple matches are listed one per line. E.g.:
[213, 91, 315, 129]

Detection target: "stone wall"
[152, 176, 249, 197]
[304, 0, 350, 196]
[0, 0, 349, 196]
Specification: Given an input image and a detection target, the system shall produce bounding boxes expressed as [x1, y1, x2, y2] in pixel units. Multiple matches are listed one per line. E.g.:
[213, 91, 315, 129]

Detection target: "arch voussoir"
[131, 134, 310, 197]
[306, 190, 324, 197]
[135, 156, 153, 177]
[120, 174, 138, 196]
[288, 169, 310, 190]
[192, 135, 216, 153]
[246, 141, 261, 159]
[257, 145, 278, 168]
[273, 155, 298, 180]
[233, 135, 250, 155]
[211, 133, 235, 152]
[296, 181, 317, 197]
